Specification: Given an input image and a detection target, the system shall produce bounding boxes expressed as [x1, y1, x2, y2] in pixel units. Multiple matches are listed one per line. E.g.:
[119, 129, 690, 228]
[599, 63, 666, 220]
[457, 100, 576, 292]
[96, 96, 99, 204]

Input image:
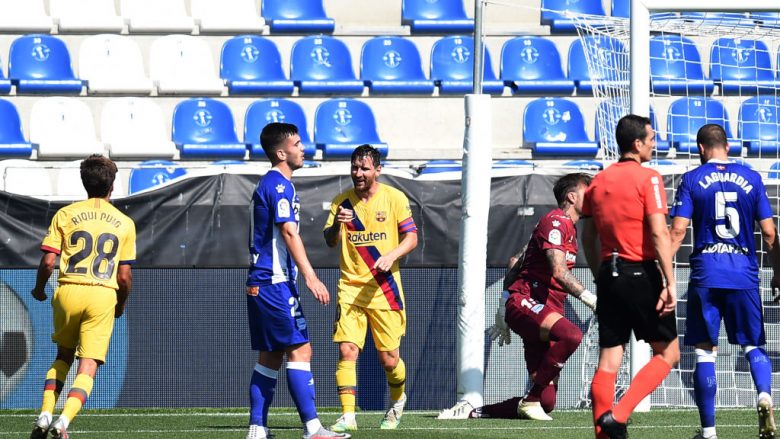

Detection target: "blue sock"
[287, 362, 318, 423]
[250, 363, 278, 426]
[746, 346, 772, 396]
[693, 349, 717, 429]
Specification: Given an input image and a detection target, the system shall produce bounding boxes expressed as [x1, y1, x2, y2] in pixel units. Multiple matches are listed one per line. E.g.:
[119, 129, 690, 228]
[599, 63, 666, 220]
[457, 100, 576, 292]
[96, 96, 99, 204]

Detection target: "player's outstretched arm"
[545, 248, 596, 310]
[115, 264, 132, 317]
[648, 213, 676, 316]
[670, 216, 690, 256]
[758, 218, 780, 300]
[279, 221, 330, 305]
[31, 252, 56, 301]
[373, 231, 417, 272]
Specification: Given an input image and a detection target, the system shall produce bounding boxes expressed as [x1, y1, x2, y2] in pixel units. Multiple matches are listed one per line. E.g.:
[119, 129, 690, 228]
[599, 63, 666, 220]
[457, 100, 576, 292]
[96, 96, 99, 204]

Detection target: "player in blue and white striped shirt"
[671, 124, 780, 439]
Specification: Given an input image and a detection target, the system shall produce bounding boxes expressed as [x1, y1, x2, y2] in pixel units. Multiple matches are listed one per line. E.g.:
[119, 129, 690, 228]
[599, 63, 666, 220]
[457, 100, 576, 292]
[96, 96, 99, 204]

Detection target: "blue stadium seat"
[221, 35, 294, 95]
[523, 98, 598, 157]
[261, 0, 335, 33]
[650, 35, 714, 96]
[244, 99, 316, 159]
[290, 35, 364, 95]
[568, 36, 628, 95]
[563, 160, 603, 170]
[360, 36, 434, 95]
[594, 102, 670, 154]
[401, 0, 473, 33]
[647, 159, 676, 166]
[739, 96, 780, 156]
[128, 160, 187, 194]
[419, 159, 461, 174]
[753, 12, 780, 28]
[667, 97, 741, 155]
[768, 161, 780, 179]
[649, 107, 670, 152]
[682, 12, 750, 25]
[172, 98, 247, 159]
[9, 35, 82, 94]
[500, 37, 574, 96]
[0, 99, 32, 157]
[430, 36, 504, 95]
[710, 38, 777, 96]
[314, 98, 387, 159]
[541, 0, 607, 33]
[611, 0, 628, 18]
[493, 159, 533, 169]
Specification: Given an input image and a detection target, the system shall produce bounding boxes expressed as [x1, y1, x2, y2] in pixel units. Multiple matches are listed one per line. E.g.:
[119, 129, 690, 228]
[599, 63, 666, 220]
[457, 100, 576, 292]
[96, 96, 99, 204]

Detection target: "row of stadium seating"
[1, 0, 476, 34]
[5, 33, 780, 97]
[3, 95, 780, 161]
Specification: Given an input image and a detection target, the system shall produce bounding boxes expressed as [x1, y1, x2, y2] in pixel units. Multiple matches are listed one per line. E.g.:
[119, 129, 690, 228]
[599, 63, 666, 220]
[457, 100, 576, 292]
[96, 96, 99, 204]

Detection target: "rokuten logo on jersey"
[348, 231, 387, 244]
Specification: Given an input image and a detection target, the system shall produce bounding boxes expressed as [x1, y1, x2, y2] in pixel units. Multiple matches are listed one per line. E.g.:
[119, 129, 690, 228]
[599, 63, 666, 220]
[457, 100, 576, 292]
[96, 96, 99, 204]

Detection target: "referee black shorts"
[596, 259, 678, 348]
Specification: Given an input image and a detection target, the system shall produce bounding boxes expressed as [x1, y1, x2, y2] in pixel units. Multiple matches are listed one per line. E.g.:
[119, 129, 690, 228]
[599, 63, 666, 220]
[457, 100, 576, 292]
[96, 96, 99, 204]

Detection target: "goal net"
[573, 3, 780, 408]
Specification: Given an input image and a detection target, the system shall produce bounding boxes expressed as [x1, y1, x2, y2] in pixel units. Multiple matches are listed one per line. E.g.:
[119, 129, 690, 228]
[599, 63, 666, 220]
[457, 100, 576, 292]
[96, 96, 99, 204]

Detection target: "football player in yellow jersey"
[30, 155, 136, 439]
[323, 145, 418, 431]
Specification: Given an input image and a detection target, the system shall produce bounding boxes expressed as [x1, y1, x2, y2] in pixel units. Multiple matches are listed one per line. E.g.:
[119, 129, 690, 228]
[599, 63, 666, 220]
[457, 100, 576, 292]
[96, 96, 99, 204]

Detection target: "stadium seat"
[128, 160, 187, 194]
[0, 99, 32, 157]
[753, 12, 780, 28]
[430, 36, 504, 95]
[418, 159, 461, 174]
[54, 161, 88, 199]
[314, 99, 387, 159]
[150, 35, 224, 95]
[540, 0, 607, 33]
[568, 36, 628, 95]
[244, 99, 315, 158]
[101, 98, 177, 159]
[30, 97, 104, 159]
[650, 35, 714, 96]
[191, 0, 264, 33]
[710, 38, 777, 95]
[682, 12, 751, 25]
[50, 0, 124, 32]
[401, 0, 473, 34]
[501, 37, 574, 95]
[739, 96, 780, 155]
[120, 0, 195, 33]
[667, 97, 741, 155]
[492, 159, 533, 169]
[220, 36, 294, 95]
[261, 0, 335, 33]
[523, 97, 598, 157]
[172, 98, 246, 159]
[360, 36, 434, 95]
[611, 0, 628, 18]
[563, 159, 603, 170]
[0, 159, 52, 197]
[0, 0, 53, 32]
[768, 161, 780, 179]
[79, 35, 154, 94]
[9, 35, 83, 94]
[290, 36, 364, 95]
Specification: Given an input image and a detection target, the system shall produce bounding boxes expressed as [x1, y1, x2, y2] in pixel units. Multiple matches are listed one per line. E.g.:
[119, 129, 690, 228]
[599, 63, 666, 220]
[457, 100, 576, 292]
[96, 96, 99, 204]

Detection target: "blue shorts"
[247, 281, 309, 352]
[684, 285, 765, 347]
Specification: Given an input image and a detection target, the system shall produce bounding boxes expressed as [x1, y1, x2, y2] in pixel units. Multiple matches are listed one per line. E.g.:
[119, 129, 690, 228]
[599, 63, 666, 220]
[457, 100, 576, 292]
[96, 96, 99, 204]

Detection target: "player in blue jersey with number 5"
[670, 124, 780, 439]
[245, 122, 349, 439]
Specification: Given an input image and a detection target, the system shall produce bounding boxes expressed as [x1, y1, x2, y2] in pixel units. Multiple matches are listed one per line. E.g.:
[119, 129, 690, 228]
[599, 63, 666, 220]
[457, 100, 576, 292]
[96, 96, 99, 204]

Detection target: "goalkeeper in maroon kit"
[482, 173, 596, 420]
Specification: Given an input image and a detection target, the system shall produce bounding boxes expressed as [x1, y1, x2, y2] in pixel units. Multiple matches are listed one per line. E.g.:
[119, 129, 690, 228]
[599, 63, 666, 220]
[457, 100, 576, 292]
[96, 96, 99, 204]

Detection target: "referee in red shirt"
[581, 114, 680, 439]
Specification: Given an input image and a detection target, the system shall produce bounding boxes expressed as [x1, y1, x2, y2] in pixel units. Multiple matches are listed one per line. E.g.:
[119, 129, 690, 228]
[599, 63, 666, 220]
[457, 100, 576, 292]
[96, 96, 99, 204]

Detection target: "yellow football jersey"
[324, 183, 416, 310]
[41, 198, 136, 290]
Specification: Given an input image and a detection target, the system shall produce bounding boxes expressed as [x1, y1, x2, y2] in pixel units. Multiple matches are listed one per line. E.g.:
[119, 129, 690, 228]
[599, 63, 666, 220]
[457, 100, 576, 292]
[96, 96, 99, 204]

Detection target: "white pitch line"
[0, 410, 441, 418]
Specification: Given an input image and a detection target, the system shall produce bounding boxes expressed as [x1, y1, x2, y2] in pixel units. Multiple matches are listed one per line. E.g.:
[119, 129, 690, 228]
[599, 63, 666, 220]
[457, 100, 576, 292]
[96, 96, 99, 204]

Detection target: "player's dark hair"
[351, 144, 381, 168]
[81, 154, 117, 198]
[696, 123, 728, 150]
[553, 173, 591, 207]
[615, 114, 652, 154]
[260, 122, 299, 163]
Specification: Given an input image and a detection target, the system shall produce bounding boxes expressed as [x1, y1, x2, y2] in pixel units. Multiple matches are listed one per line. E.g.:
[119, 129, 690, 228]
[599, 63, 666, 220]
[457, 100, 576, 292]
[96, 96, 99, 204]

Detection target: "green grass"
[0, 407, 761, 438]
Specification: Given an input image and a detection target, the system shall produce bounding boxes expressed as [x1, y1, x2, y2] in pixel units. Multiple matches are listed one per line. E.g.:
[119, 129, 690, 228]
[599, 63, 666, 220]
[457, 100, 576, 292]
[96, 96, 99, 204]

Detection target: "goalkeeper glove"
[488, 291, 511, 347]
[577, 289, 597, 311]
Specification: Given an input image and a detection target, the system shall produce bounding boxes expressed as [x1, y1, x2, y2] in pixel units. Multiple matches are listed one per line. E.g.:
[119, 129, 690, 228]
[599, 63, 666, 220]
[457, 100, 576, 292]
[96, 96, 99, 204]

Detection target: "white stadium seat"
[191, 0, 265, 33]
[0, 159, 53, 197]
[30, 97, 105, 159]
[149, 35, 225, 95]
[50, 0, 124, 33]
[54, 161, 87, 200]
[0, 0, 53, 32]
[80, 35, 154, 94]
[102, 98, 177, 159]
[120, 0, 195, 33]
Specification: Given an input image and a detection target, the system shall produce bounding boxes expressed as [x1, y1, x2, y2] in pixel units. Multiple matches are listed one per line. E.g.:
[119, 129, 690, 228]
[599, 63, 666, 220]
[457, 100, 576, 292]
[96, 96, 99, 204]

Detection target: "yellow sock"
[385, 358, 406, 401]
[60, 374, 94, 424]
[41, 360, 70, 414]
[336, 360, 357, 414]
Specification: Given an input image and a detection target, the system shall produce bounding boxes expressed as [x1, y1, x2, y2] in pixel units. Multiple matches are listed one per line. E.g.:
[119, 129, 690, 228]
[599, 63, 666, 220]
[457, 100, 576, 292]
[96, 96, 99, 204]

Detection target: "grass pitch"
[0, 407, 760, 438]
